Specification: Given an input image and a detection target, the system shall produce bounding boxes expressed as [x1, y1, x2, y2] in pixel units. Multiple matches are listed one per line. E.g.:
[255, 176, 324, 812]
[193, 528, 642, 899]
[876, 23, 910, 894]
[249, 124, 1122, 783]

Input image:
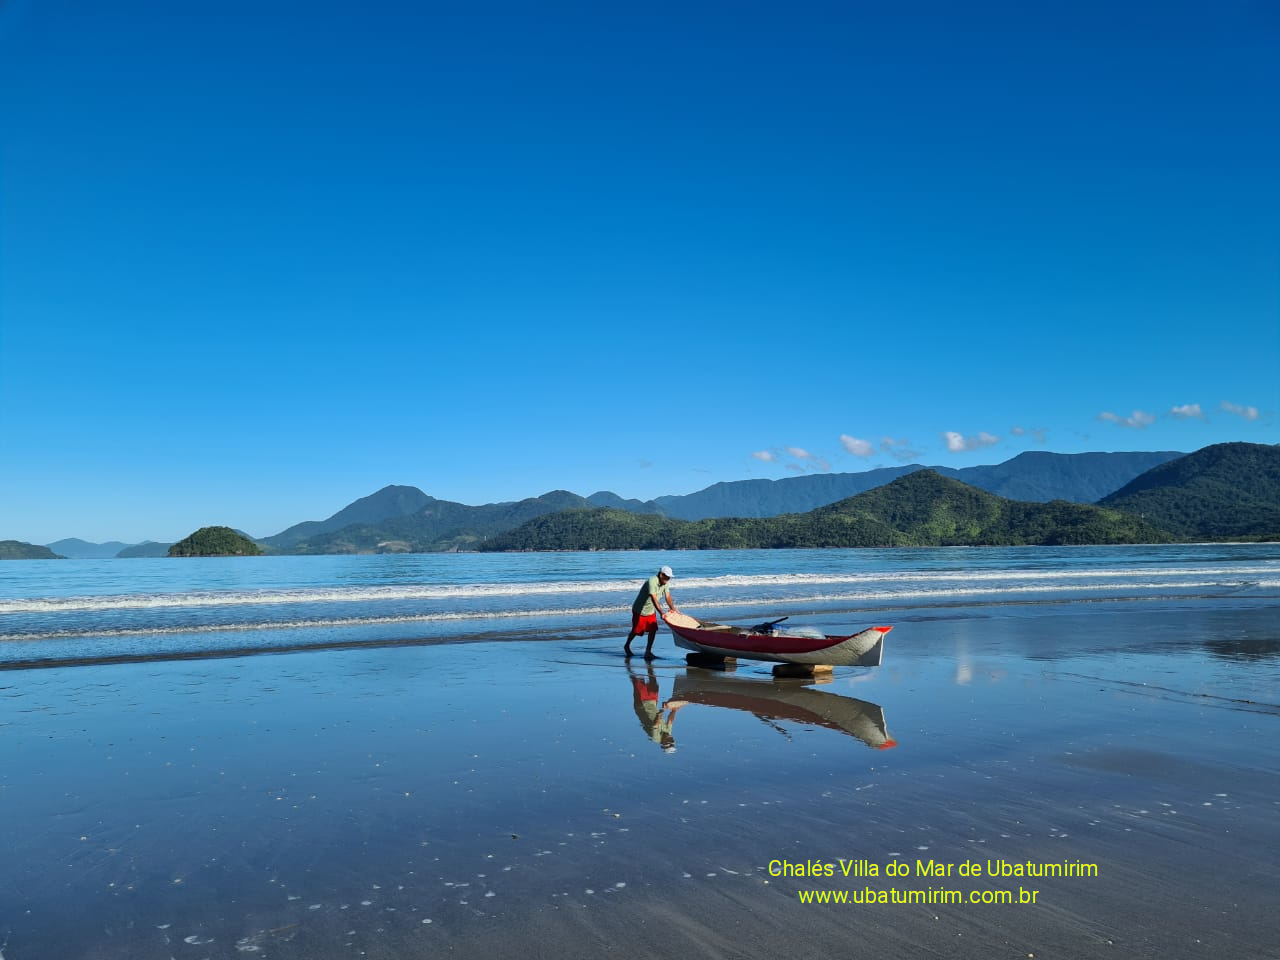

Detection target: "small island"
[168, 526, 264, 557]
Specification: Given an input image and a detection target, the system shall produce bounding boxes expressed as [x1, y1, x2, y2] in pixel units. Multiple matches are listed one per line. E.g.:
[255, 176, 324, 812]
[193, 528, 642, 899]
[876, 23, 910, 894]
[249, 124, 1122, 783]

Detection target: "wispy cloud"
[1010, 425, 1048, 444]
[1098, 410, 1156, 429]
[942, 430, 999, 453]
[1169, 403, 1205, 420]
[754, 446, 830, 472]
[781, 446, 830, 472]
[1221, 401, 1260, 421]
[839, 434, 875, 457]
[880, 437, 920, 462]
[840, 433, 920, 462]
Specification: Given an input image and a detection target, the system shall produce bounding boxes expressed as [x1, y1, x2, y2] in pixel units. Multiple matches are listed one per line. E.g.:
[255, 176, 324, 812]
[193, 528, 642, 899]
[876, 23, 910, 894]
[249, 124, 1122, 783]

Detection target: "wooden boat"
[664, 612, 890, 668]
[670, 673, 897, 750]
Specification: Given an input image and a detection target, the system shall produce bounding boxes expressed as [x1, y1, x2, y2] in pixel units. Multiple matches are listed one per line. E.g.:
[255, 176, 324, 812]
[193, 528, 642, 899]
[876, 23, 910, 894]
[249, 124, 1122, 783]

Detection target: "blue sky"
[1, 0, 1276, 544]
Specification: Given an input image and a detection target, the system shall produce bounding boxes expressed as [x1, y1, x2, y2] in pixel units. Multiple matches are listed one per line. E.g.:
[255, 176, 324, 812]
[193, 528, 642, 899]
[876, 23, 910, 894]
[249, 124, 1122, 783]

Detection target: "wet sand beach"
[2, 599, 1278, 959]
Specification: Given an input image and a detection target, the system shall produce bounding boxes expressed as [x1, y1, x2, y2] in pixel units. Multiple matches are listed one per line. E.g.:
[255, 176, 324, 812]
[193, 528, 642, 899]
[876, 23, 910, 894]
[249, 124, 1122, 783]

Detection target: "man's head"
[658, 565, 673, 583]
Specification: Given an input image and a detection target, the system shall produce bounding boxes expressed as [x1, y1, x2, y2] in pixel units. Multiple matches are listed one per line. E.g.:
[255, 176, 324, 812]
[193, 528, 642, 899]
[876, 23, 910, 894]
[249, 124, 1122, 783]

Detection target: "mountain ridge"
[265, 485, 435, 549]
[478, 470, 1172, 551]
[254, 449, 1185, 552]
[45, 538, 133, 559]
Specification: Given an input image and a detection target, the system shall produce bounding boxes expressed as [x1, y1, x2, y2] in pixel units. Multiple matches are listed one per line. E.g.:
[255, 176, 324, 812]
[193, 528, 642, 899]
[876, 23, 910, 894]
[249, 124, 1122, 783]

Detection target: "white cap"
[659, 565, 674, 578]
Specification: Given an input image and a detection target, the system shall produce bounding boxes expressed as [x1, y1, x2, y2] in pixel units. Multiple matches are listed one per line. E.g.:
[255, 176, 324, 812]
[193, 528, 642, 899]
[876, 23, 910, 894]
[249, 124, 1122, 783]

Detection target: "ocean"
[2, 544, 1278, 669]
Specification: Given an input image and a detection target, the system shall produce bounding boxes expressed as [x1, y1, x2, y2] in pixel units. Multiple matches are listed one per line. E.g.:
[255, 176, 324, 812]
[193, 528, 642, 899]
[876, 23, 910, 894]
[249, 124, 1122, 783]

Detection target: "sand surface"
[2, 601, 1277, 959]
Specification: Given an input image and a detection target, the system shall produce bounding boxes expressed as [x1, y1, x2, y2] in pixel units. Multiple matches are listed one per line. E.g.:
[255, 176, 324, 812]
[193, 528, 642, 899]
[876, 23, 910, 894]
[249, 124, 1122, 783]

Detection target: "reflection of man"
[629, 666, 685, 753]
[624, 565, 680, 660]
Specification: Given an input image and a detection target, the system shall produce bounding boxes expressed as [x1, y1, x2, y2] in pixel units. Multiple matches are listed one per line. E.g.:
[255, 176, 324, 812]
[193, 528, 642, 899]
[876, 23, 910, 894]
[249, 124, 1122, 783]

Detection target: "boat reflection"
[670, 671, 897, 750]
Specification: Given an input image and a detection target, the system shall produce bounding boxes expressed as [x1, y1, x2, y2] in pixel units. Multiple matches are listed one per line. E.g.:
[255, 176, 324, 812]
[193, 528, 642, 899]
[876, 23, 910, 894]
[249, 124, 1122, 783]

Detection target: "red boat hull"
[665, 615, 890, 667]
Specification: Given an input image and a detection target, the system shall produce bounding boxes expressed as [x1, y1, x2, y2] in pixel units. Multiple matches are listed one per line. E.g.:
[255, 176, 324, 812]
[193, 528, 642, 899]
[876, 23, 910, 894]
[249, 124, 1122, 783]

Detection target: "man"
[624, 565, 680, 660]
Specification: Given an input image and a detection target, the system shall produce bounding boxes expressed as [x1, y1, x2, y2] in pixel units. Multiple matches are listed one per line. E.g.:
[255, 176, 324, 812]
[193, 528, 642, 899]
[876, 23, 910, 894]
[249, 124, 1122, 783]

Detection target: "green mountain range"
[6, 444, 1274, 557]
[481, 443, 1277, 551]
[641, 449, 1185, 519]
[478, 470, 1172, 551]
[249, 449, 1189, 554]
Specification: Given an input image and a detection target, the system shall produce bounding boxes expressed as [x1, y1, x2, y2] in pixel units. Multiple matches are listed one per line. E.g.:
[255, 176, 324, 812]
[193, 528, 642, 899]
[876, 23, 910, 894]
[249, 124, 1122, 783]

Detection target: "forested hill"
[1099, 442, 1280, 540]
[0, 540, 64, 560]
[168, 527, 264, 557]
[478, 471, 1170, 551]
[264, 485, 434, 549]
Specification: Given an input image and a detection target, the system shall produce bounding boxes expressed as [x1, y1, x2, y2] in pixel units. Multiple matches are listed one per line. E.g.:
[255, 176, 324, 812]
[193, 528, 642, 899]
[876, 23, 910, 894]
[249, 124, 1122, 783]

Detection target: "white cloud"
[786, 446, 810, 459]
[1169, 404, 1204, 420]
[942, 430, 999, 453]
[752, 450, 775, 462]
[1098, 410, 1156, 429]
[840, 434, 874, 457]
[1221, 401, 1260, 421]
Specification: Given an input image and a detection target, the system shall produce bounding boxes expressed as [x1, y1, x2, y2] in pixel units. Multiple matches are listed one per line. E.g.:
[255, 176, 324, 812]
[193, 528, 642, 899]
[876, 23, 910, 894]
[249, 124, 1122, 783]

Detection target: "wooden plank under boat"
[670, 673, 897, 750]
[664, 612, 890, 668]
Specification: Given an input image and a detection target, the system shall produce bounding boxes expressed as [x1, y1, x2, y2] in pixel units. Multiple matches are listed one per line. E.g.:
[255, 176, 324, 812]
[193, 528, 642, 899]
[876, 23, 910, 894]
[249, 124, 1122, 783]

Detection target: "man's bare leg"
[643, 625, 659, 660]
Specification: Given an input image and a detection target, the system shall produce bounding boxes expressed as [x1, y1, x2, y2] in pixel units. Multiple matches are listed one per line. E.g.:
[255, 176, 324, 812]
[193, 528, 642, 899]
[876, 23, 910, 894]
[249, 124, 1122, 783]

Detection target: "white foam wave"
[0, 603, 626, 643]
[1, 565, 1274, 615]
[5, 579, 1274, 644]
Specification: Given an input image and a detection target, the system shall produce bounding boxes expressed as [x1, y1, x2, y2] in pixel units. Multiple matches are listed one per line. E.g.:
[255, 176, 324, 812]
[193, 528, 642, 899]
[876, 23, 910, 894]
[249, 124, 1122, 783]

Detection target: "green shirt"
[632, 574, 671, 616]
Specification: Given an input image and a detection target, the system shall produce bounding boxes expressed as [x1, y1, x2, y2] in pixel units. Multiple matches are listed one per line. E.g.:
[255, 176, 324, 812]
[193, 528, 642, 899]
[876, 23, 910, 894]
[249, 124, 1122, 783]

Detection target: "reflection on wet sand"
[628, 665, 686, 752]
[670, 671, 897, 750]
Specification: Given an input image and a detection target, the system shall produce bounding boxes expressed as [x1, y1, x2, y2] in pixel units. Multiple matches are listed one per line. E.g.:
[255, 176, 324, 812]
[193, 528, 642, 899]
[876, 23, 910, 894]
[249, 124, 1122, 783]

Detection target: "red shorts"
[631, 676, 659, 701]
[632, 612, 659, 633]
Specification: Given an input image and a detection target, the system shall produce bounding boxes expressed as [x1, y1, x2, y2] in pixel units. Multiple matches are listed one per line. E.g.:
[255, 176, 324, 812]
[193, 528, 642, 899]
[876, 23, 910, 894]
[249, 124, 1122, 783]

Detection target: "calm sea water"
[2, 545, 1277, 668]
